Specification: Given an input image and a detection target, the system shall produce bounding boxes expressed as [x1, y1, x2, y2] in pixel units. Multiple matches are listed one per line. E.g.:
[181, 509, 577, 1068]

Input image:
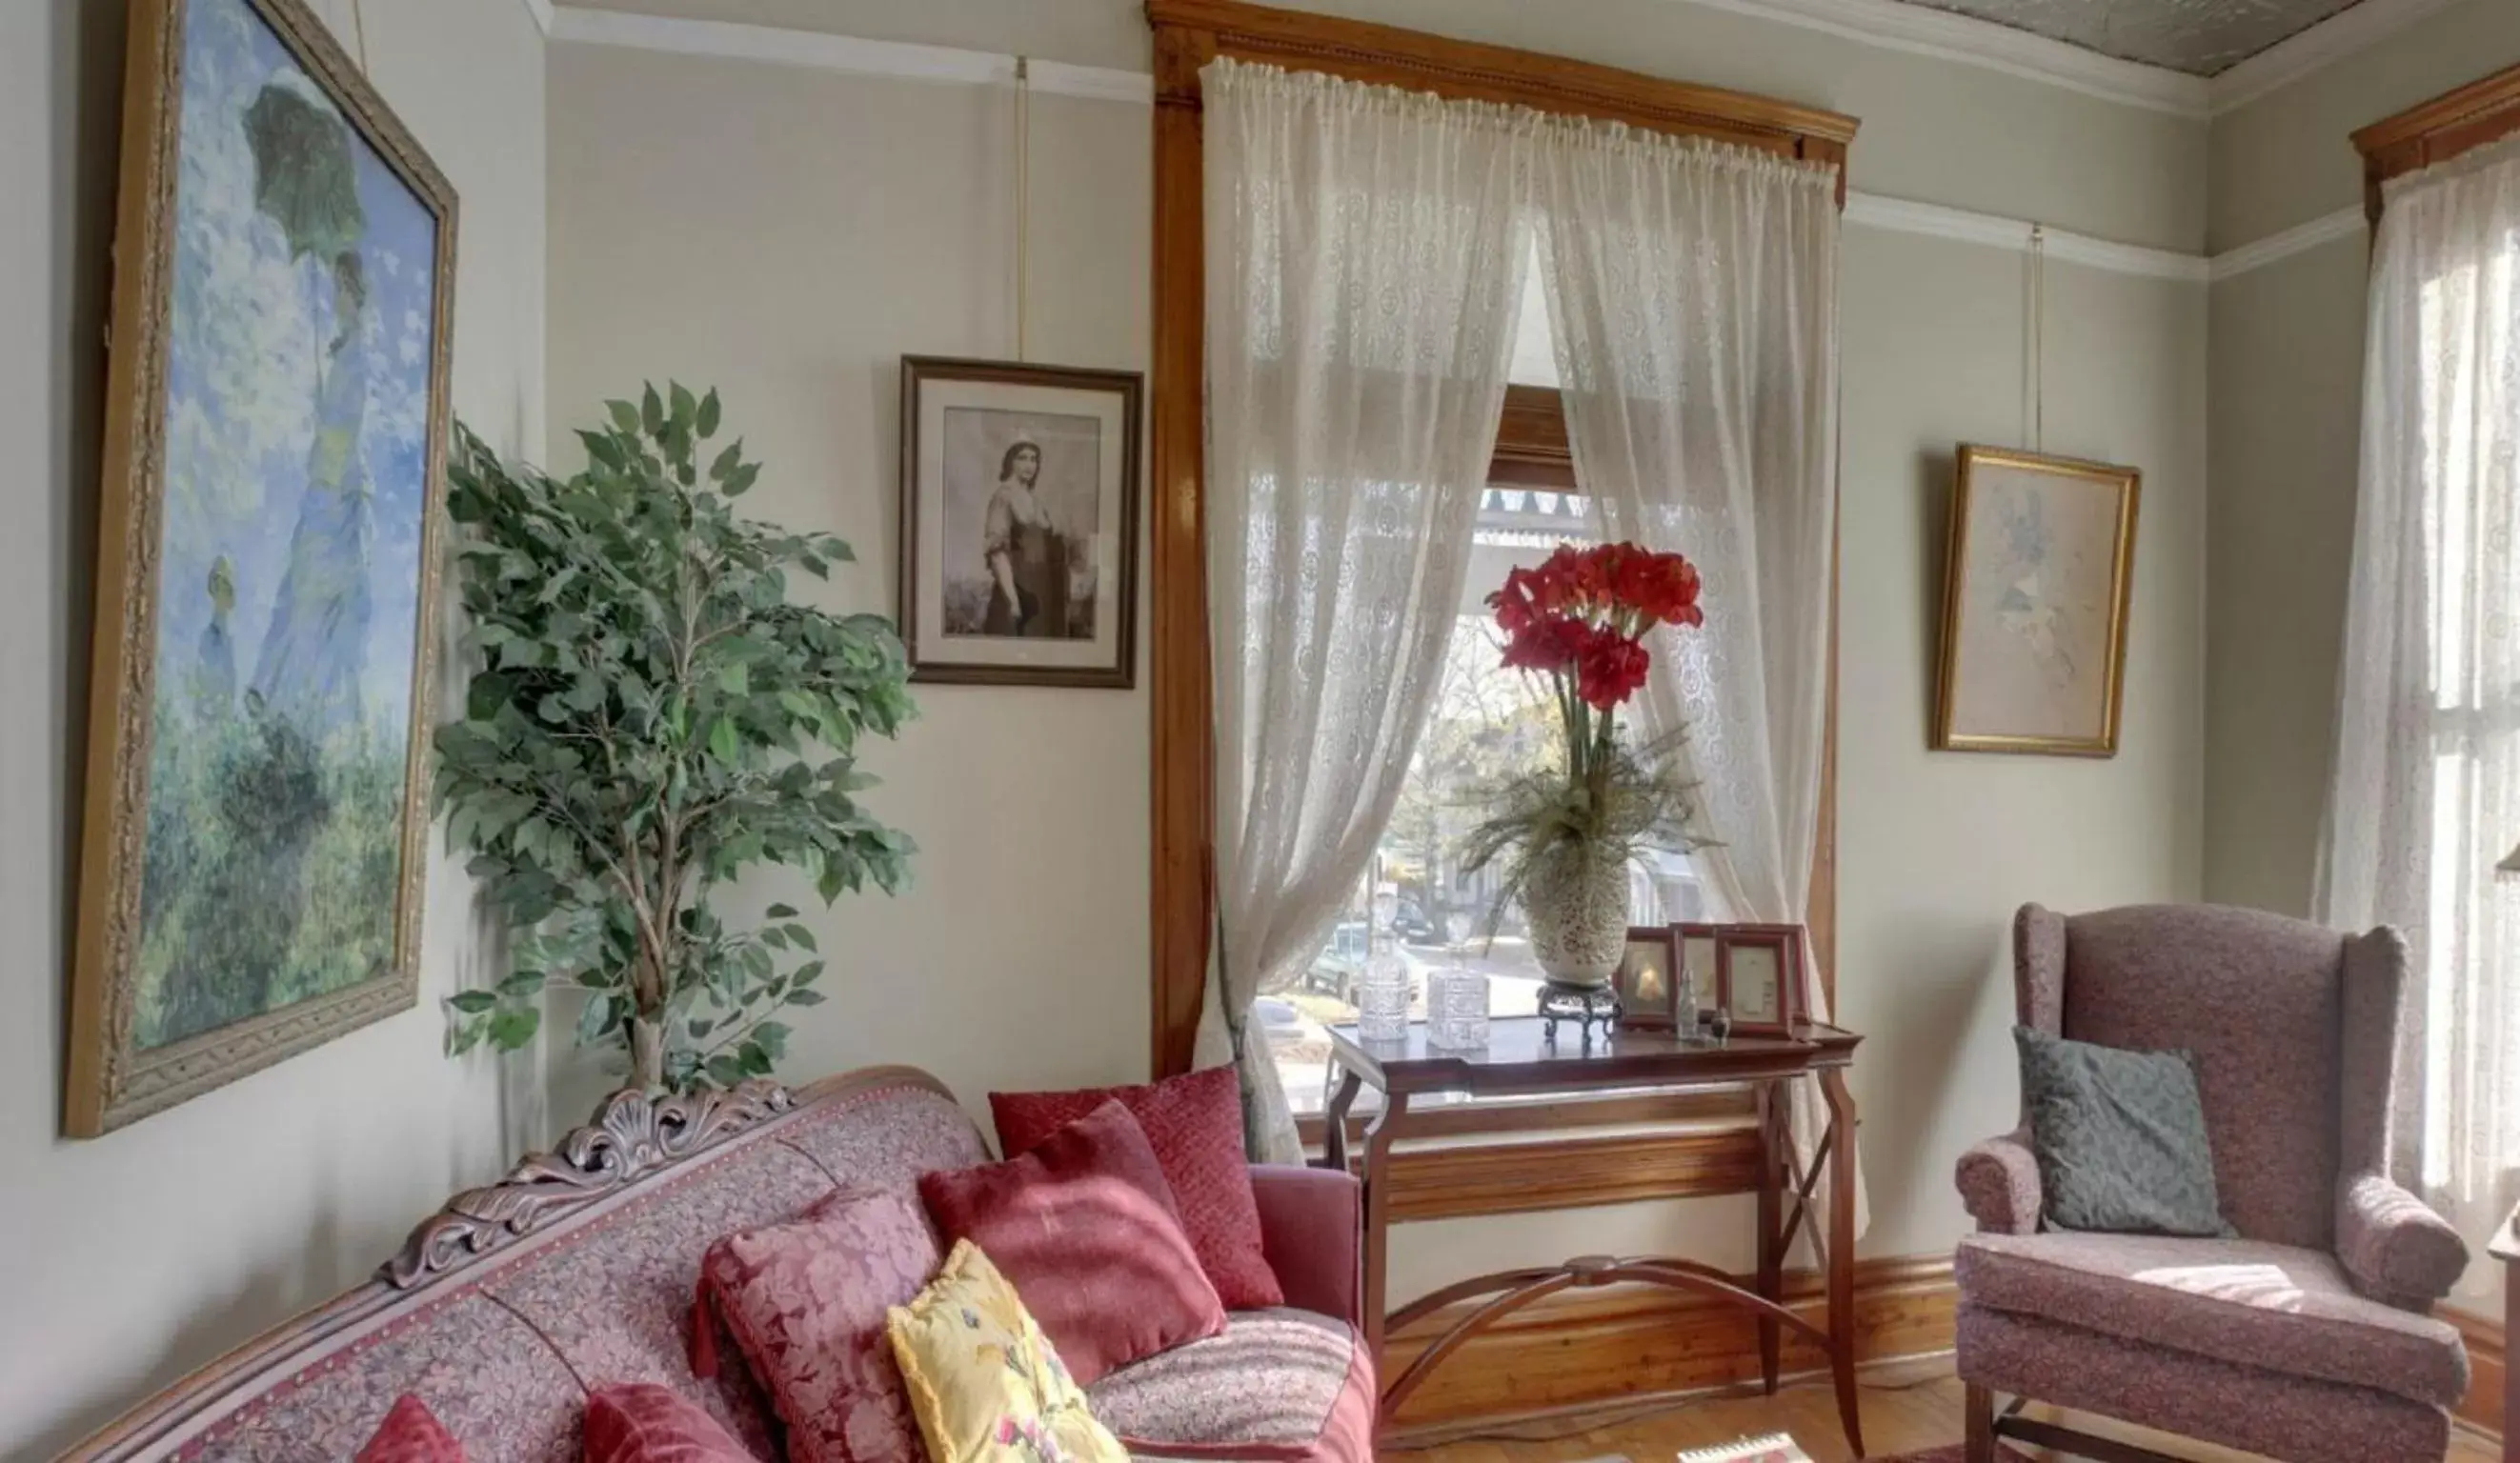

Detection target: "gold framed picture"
[1934, 445, 2141, 757]
[67, 0, 457, 1135]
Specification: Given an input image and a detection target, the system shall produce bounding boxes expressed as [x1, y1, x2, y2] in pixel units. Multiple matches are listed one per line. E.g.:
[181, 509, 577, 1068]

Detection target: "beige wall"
[542, 46, 1153, 1121]
[547, 0, 2208, 1295]
[0, 0, 546, 1454]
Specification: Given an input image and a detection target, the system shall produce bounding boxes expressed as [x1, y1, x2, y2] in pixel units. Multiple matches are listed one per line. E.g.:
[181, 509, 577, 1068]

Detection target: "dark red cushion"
[989, 1066, 1282, 1311]
[919, 1099, 1227, 1386]
[354, 1395, 464, 1463]
[583, 1383, 761, 1463]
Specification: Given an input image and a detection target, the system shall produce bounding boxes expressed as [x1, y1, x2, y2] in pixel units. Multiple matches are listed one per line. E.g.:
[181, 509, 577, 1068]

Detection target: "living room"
[3, 0, 2516, 1460]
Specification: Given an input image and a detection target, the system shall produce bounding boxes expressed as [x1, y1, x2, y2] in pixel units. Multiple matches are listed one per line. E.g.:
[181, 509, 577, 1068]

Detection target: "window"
[1268, 486, 1714, 1118]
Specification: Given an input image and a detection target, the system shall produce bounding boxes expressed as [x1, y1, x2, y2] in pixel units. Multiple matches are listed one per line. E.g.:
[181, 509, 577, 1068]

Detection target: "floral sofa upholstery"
[62, 1066, 1373, 1463]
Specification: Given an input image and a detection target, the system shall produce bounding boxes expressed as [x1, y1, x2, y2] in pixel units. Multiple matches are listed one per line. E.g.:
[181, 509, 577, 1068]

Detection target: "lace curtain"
[1532, 126, 1864, 1238]
[1200, 58, 1529, 1161]
[2317, 134, 2520, 1292]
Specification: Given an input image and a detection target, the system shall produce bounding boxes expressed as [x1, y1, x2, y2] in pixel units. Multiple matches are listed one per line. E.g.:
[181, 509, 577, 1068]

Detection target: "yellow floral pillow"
[885, 1239, 1128, 1463]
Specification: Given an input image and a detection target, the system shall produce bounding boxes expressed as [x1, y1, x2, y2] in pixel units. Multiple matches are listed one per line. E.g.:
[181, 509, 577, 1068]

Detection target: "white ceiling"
[1890, 0, 2370, 75]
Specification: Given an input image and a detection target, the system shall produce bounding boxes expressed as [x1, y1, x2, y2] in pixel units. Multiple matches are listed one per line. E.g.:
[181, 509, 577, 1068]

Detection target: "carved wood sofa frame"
[60, 1067, 937, 1462]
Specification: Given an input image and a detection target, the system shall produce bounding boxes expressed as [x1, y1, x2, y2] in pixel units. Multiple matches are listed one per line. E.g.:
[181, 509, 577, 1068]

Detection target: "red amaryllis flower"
[1576, 631, 1651, 710]
[1501, 614, 1588, 672]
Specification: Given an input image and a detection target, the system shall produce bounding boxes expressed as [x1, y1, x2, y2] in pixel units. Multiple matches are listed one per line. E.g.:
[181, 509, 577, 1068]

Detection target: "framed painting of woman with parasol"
[67, 0, 455, 1134]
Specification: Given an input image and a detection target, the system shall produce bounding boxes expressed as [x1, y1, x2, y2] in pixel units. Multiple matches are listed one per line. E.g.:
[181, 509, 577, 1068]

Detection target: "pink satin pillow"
[354, 1395, 464, 1463]
[918, 1099, 1226, 1386]
[584, 1383, 760, 1463]
[697, 1188, 939, 1463]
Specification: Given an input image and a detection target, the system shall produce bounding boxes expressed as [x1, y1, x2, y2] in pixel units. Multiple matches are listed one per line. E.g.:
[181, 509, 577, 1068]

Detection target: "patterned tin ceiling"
[1894, 0, 2369, 75]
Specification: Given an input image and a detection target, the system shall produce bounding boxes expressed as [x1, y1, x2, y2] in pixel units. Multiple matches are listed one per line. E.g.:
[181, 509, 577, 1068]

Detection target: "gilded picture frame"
[67, 0, 457, 1136]
[1933, 445, 2140, 758]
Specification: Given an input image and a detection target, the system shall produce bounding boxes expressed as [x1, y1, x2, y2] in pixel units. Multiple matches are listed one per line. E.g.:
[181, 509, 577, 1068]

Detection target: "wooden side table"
[2493, 1206, 2516, 1463]
[1318, 1015, 1865, 1454]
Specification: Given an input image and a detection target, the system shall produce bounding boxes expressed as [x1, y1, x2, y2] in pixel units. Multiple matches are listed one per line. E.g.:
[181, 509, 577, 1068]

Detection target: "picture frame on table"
[1616, 927, 1681, 1031]
[1713, 925, 1806, 1039]
[898, 355, 1142, 689]
[1676, 924, 1722, 1025]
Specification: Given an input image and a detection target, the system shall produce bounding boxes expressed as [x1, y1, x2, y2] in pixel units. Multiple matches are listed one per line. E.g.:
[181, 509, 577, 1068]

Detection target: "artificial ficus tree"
[434, 384, 916, 1092]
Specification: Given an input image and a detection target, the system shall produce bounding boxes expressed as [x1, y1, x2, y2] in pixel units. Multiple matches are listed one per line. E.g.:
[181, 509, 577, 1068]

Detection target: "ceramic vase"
[1521, 841, 1628, 990]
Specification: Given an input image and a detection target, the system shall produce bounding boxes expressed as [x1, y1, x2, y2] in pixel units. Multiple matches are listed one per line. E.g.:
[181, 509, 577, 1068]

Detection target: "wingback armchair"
[1955, 903, 2472, 1463]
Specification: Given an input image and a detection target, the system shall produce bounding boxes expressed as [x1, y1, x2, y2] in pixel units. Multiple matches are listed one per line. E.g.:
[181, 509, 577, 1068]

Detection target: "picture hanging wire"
[2025, 222, 2046, 453]
[1013, 55, 1032, 363]
[350, 0, 371, 73]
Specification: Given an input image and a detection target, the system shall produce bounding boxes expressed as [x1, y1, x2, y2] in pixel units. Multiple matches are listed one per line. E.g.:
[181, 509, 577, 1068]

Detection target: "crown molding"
[2207, 205, 2365, 280]
[544, 6, 2385, 285]
[2207, 0, 2465, 115]
[1845, 193, 2210, 281]
[520, 0, 554, 37]
[1661, 0, 2208, 117]
[547, 7, 1156, 103]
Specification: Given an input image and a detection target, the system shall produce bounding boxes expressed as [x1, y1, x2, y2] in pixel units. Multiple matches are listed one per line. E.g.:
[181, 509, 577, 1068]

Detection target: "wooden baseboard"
[2446, 1303, 2506, 1439]
[1380, 1259, 2510, 1443]
[1381, 1253, 1956, 1432]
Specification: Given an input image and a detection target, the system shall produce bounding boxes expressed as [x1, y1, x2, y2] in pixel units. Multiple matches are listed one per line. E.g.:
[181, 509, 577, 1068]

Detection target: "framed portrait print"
[899, 356, 1141, 688]
[1713, 925, 1805, 1039]
[68, 0, 457, 1135]
[1616, 926, 1681, 1031]
[1935, 445, 2141, 756]
[1676, 923, 1721, 1022]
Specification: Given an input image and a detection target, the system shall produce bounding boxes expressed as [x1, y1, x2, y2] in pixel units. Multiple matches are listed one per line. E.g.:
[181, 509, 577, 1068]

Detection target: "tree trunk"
[630, 1014, 665, 1092]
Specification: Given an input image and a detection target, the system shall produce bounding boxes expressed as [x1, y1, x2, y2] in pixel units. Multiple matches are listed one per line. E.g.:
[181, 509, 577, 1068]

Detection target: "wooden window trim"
[2353, 61, 2520, 225]
[1148, 0, 1857, 1078]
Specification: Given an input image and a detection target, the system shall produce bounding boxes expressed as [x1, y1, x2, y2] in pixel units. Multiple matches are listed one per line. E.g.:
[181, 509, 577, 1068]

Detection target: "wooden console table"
[1318, 1015, 1865, 1453]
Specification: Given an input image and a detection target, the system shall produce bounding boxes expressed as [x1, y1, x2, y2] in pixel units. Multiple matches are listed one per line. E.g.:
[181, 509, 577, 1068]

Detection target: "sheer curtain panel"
[1532, 127, 1862, 1235]
[2318, 135, 2520, 1290]
[1200, 59, 1528, 1160]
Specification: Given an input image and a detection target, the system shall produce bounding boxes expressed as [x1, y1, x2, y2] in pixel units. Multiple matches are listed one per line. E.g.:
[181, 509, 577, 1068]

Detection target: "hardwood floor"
[1385, 1362, 2502, 1463]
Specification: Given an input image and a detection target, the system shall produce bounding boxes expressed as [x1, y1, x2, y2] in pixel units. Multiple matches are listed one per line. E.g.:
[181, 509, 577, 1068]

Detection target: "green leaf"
[706, 1054, 749, 1089]
[765, 902, 799, 919]
[608, 400, 640, 434]
[707, 715, 740, 764]
[719, 661, 750, 696]
[575, 992, 615, 1045]
[670, 382, 698, 431]
[489, 1007, 541, 1051]
[785, 924, 817, 952]
[786, 989, 826, 1007]
[696, 389, 722, 438]
[640, 384, 665, 434]
[709, 443, 743, 483]
[447, 990, 499, 1013]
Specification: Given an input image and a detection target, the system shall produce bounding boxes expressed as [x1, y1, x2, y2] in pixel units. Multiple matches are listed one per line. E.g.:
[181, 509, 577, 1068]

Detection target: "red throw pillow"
[355, 1395, 464, 1463]
[696, 1188, 938, 1463]
[918, 1099, 1226, 1386]
[989, 1066, 1282, 1311]
[584, 1383, 761, 1463]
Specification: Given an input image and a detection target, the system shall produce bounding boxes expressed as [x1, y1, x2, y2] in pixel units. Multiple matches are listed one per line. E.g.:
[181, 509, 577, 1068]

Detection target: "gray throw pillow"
[2015, 1025, 2231, 1237]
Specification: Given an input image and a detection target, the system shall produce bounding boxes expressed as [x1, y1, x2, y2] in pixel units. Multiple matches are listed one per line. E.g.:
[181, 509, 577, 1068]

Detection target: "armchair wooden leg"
[1963, 1383, 1997, 1463]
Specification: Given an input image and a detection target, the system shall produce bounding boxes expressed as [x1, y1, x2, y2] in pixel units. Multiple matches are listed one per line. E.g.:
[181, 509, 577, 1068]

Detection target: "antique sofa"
[62, 1066, 1373, 1463]
[1954, 904, 2471, 1463]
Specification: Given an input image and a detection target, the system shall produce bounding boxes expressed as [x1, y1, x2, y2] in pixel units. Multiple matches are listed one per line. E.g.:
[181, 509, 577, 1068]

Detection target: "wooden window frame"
[1147, 0, 1859, 1080]
[2353, 61, 2520, 225]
